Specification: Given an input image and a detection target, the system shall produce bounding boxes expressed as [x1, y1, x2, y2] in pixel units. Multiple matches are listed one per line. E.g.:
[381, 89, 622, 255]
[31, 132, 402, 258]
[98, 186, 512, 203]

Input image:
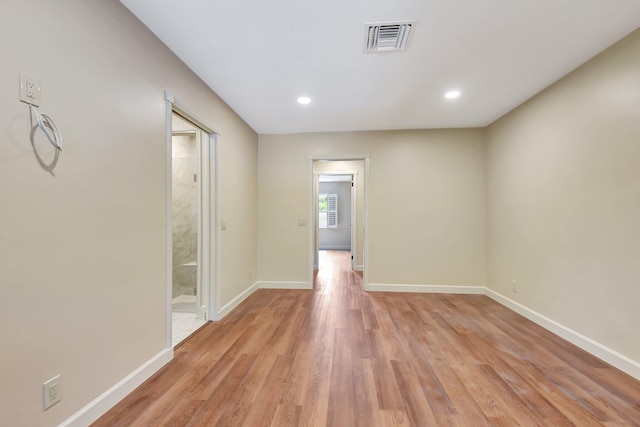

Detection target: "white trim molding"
[216, 282, 259, 320]
[258, 281, 313, 290]
[59, 348, 173, 427]
[485, 288, 640, 382]
[365, 283, 485, 294]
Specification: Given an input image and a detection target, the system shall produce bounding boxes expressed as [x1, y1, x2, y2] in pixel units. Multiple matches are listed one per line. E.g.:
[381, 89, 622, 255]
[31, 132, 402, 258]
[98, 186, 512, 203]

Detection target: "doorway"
[168, 104, 218, 348]
[311, 158, 368, 286]
[317, 174, 354, 271]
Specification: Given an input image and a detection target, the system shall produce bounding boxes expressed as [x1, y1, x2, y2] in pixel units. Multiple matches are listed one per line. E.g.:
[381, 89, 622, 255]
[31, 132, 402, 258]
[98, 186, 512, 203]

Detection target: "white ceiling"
[120, 0, 640, 134]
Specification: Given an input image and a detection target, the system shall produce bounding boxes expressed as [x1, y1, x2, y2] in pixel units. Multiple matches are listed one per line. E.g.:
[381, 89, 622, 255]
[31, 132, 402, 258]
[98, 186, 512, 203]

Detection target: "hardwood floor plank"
[430, 361, 495, 427]
[371, 358, 405, 411]
[360, 294, 380, 330]
[233, 354, 295, 427]
[543, 366, 632, 424]
[271, 403, 303, 427]
[93, 251, 640, 427]
[213, 353, 278, 426]
[156, 399, 204, 427]
[581, 367, 640, 416]
[379, 410, 412, 427]
[515, 364, 605, 426]
[390, 359, 439, 425]
[474, 364, 548, 426]
[359, 358, 383, 415]
[407, 349, 457, 417]
[327, 328, 356, 427]
[487, 355, 570, 421]
[184, 353, 258, 427]
[296, 341, 333, 426]
[352, 357, 375, 427]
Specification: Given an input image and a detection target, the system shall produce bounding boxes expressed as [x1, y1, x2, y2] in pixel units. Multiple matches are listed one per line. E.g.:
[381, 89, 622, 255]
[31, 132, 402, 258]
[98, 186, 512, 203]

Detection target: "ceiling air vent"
[364, 21, 416, 53]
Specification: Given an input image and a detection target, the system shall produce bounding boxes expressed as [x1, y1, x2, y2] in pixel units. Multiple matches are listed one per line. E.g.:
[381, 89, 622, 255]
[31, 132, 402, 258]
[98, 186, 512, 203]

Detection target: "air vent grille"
[365, 21, 416, 53]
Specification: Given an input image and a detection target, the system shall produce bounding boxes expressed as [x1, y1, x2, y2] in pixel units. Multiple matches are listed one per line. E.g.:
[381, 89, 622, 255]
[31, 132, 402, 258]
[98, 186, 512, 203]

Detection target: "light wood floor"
[93, 250, 640, 426]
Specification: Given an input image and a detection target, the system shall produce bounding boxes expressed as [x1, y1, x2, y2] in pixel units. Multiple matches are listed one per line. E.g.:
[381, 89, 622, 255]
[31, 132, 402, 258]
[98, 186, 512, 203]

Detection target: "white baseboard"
[258, 281, 312, 290]
[59, 348, 173, 427]
[365, 283, 485, 294]
[216, 282, 259, 320]
[485, 288, 640, 381]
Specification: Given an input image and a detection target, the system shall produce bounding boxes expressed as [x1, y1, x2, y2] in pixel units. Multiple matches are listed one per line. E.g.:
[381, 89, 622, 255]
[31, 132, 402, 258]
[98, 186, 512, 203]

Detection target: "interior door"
[350, 176, 356, 270]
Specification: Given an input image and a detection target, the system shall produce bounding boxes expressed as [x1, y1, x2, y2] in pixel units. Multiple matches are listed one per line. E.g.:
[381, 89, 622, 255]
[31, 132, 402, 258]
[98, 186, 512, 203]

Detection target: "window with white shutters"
[326, 194, 337, 228]
[319, 193, 338, 229]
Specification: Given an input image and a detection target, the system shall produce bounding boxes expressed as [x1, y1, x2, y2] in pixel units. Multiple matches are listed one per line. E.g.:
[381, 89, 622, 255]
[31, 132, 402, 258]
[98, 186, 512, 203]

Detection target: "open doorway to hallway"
[312, 159, 366, 278]
[317, 174, 353, 271]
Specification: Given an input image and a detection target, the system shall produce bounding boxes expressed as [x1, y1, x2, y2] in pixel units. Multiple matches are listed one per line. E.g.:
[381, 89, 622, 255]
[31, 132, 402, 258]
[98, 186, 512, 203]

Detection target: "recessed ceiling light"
[445, 90, 461, 99]
[297, 96, 311, 105]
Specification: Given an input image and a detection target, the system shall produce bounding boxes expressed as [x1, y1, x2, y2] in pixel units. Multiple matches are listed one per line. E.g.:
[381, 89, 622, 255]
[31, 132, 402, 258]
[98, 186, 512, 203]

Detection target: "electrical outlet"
[43, 375, 61, 410]
[19, 73, 41, 107]
[512, 280, 518, 293]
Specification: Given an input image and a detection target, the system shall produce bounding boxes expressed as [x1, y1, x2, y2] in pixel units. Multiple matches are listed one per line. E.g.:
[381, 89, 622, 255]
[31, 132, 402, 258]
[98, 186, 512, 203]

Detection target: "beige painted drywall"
[0, 1, 257, 425]
[487, 28, 640, 362]
[258, 130, 486, 286]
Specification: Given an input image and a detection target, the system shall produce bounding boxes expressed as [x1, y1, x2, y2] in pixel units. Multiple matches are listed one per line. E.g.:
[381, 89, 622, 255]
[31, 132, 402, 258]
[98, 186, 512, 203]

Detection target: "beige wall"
[258, 130, 486, 286]
[0, 1, 257, 426]
[487, 29, 640, 362]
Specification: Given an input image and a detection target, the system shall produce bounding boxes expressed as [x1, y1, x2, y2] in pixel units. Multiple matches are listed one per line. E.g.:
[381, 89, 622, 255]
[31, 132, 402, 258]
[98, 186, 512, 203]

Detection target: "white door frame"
[350, 174, 356, 271]
[165, 91, 221, 349]
[307, 155, 370, 288]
